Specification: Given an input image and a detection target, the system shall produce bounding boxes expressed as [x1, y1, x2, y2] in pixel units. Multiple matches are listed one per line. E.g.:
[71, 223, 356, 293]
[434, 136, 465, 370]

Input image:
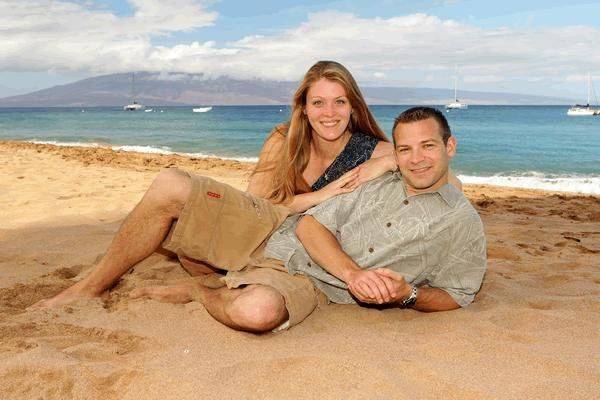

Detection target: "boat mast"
[453, 65, 459, 102]
[587, 72, 591, 107]
[130, 72, 136, 104]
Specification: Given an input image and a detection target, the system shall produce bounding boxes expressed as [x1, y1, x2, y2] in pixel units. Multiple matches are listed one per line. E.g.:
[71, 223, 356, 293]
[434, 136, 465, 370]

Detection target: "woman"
[247, 60, 396, 212]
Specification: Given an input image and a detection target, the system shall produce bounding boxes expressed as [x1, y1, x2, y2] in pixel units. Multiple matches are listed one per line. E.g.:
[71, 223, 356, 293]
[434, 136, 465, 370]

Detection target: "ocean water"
[1, 105, 599, 194]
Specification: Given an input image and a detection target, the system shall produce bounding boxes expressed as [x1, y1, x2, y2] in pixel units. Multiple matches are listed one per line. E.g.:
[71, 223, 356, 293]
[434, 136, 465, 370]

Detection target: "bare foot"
[130, 285, 204, 304]
[29, 281, 100, 309]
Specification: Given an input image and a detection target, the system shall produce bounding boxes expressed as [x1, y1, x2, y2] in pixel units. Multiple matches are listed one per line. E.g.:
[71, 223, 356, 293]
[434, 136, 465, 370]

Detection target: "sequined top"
[310, 132, 379, 191]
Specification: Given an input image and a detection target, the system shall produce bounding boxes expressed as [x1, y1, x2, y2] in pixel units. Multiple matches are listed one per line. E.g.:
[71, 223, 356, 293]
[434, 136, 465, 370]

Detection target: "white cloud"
[0, 0, 216, 72]
[566, 74, 599, 82]
[1, 3, 600, 94]
[464, 75, 504, 83]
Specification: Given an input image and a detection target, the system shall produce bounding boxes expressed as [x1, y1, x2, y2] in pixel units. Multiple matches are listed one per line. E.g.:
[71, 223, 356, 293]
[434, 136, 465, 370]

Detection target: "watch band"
[400, 285, 418, 308]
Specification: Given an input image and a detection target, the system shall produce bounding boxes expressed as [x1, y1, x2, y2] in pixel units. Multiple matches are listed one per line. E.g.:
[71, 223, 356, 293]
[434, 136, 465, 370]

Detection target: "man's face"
[393, 117, 456, 194]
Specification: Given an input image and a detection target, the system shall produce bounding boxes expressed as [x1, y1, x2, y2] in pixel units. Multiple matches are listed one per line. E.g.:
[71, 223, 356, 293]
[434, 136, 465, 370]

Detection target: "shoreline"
[2, 140, 598, 197]
[0, 140, 256, 174]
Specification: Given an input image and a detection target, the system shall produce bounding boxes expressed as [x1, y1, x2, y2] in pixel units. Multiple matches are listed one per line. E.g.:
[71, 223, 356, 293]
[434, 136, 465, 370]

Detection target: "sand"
[1, 140, 598, 399]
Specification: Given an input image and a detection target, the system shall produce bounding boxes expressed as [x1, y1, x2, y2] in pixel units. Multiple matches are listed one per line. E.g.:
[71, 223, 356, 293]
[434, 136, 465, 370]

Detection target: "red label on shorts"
[207, 191, 221, 199]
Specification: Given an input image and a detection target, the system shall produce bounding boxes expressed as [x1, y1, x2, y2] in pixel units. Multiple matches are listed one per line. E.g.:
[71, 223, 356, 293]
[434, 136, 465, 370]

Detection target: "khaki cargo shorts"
[162, 171, 322, 328]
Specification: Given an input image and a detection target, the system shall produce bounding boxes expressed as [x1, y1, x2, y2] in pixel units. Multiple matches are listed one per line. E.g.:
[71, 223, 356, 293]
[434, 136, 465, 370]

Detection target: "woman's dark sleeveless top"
[311, 132, 379, 191]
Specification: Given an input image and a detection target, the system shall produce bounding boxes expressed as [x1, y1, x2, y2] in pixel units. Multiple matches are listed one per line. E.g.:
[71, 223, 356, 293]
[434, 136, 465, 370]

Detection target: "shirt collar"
[435, 183, 462, 208]
[392, 171, 461, 208]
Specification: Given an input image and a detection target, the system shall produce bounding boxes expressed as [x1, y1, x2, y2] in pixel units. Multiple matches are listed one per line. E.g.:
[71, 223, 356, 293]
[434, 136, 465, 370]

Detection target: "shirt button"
[403, 199, 409, 205]
[368, 247, 374, 253]
[386, 222, 391, 227]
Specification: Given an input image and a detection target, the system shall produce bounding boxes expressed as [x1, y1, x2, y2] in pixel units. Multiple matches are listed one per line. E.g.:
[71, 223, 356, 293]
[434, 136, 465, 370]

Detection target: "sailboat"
[567, 73, 600, 116]
[123, 73, 144, 111]
[192, 106, 212, 113]
[446, 72, 468, 110]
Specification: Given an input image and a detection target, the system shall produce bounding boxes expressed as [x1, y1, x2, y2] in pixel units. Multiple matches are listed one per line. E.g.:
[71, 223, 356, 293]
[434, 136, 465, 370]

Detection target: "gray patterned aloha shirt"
[264, 172, 487, 307]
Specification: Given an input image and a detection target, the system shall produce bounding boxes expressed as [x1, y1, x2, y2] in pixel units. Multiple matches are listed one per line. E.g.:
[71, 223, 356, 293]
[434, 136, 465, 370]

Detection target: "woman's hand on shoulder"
[285, 169, 359, 213]
[350, 140, 396, 186]
[315, 169, 360, 203]
[371, 140, 394, 159]
[351, 153, 397, 186]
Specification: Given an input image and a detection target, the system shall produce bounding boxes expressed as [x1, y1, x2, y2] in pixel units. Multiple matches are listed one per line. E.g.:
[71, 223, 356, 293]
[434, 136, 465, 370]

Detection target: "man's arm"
[374, 269, 459, 312]
[414, 287, 460, 311]
[295, 215, 402, 304]
[425, 213, 487, 309]
[296, 216, 463, 311]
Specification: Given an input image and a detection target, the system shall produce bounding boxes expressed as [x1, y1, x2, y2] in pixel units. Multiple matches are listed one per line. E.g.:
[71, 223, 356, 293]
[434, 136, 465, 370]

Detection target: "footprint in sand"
[0, 357, 140, 399]
[527, 300, 557, 310]
[540, 274, 573, 289]
[50, 264, 86, 279]
[561, 232, 581, 242]
[511, 207, 538, 215]
[56, 194, 76, 200]
[0, 322, 145, 361]
[575, 244, 600, 254]
[487, 244, 521, 261]
[0, 368, 75, 399]
[0, 265, 88, 313]
[0, 282, 73, 314]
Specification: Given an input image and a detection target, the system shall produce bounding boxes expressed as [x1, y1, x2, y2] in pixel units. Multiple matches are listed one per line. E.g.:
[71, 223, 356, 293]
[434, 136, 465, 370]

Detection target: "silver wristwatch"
[400, 285, 418, 308]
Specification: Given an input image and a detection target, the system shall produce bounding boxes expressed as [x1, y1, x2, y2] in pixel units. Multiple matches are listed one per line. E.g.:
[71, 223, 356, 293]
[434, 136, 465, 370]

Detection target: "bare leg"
[130, 285, 195, 303]
[32, 169, 192, 308]
[131, 283, 289, 333]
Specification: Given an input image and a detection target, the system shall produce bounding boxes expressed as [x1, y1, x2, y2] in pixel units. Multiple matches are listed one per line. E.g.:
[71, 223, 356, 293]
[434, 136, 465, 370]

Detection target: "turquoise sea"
[1, 105, 598, 194]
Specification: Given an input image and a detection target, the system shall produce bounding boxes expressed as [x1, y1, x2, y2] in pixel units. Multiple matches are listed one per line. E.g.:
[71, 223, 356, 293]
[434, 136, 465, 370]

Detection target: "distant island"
[0, 72, 575, 107]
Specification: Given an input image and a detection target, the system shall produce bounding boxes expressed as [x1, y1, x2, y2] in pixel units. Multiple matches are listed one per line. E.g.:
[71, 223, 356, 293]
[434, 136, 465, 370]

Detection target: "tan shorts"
[162, 172, 322, 328]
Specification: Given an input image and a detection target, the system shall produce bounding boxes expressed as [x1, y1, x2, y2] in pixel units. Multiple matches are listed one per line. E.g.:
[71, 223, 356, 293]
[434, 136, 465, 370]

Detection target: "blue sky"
[1, 0, 599, 99]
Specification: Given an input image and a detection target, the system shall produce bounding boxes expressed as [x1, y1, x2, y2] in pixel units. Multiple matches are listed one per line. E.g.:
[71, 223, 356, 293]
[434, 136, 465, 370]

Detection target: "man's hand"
[347, 268, 412, 305]
[373, 268, 413, 304]
[375, 268, 461, 312]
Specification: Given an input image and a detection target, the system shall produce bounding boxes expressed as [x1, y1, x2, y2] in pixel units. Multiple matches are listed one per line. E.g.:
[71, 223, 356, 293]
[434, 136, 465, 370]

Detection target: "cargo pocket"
[206, 187, 286, 271]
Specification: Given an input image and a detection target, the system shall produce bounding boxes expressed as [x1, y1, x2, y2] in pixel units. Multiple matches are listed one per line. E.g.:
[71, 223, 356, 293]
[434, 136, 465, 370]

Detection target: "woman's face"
[305, 78, 352, 142]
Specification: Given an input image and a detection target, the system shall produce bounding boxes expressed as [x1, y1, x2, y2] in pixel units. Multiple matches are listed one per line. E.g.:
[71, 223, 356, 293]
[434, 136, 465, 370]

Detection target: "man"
[35, 107, 486, 333]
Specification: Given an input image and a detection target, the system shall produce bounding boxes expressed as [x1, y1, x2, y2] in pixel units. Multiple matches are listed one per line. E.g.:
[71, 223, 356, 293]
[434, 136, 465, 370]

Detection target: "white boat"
[124, 102, 143, 111]
[567, 73, 600, 116]
[446, 100, 468, 110]
[144, 108, 153, 113]
[192, 106, 212, 113]
[123, 73, 144, 111]
[567, 106, 596, 116]
[446, 69, 468, 110]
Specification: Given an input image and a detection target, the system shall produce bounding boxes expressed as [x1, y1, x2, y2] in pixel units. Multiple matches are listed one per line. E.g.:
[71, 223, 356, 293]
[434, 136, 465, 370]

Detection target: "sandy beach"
[1, 140, 598, 399]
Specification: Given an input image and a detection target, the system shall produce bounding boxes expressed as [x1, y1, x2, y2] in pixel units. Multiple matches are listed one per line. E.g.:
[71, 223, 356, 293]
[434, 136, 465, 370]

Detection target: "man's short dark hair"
[392, 107, 452, 145]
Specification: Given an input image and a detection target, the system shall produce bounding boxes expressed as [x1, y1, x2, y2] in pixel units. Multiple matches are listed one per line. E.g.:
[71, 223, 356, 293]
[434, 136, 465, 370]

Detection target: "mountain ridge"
[0, 72, 575, 107]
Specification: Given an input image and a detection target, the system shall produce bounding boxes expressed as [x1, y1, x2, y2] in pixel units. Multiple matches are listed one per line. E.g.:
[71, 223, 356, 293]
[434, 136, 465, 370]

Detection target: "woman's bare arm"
[246, 128, 285, 199]
[247, 128, 362, 213]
